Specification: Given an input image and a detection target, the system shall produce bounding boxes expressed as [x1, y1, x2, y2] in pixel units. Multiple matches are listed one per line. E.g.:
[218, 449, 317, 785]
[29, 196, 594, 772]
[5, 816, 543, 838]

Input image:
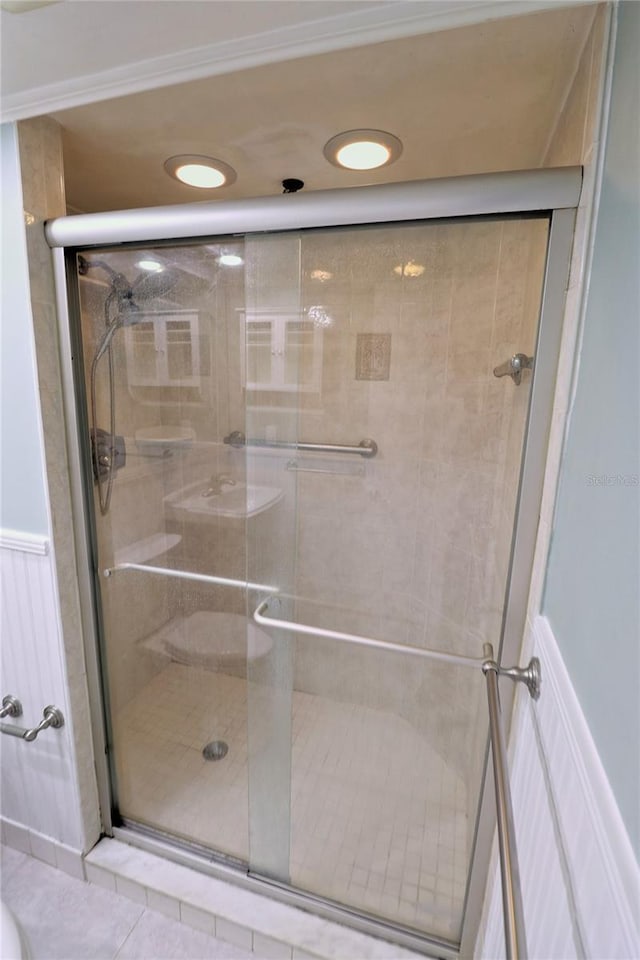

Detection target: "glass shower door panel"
[76, 238, 253, 862]
[244, 234, 301, 880]
[280, 215, 550, 938]
[288, 630, 485, 941]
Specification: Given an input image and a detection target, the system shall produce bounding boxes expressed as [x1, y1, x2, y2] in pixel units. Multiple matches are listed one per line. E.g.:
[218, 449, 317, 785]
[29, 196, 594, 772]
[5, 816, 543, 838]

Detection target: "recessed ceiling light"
[217, 253, 243, 267]
[164, 155, 237, 189]
[310, 269, 333, 282]
[306, 305, 333, 328]
[324, 129, 402, 171]
[393, 260, 425, 278]
[137, 259, 164, 273]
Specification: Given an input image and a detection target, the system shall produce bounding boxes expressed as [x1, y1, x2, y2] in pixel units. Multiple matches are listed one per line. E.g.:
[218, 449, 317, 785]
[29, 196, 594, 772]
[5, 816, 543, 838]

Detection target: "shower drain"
[202, 740, 229, 761]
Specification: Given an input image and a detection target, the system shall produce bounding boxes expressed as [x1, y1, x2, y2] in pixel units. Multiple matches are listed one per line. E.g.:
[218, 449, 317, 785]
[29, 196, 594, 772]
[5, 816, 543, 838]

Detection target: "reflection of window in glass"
[284, 321, 316, 385]
[166, 320, 194, 380]
[125, 312, 201, 388]
[130, 322, 156, 381]
[241, 312, 323, 393]
[247, 321, 272, 385]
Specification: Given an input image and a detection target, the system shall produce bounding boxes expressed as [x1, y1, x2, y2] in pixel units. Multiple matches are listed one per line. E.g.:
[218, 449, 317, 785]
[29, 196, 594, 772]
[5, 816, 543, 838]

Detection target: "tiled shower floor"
[115, 664, 468, 942]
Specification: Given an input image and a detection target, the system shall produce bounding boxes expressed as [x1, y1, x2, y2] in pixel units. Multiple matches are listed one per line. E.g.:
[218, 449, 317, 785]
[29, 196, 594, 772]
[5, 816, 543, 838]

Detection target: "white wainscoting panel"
[477, 615, 639, 959]
[0, 536, 84, 851]
[0, 528, 49, 555]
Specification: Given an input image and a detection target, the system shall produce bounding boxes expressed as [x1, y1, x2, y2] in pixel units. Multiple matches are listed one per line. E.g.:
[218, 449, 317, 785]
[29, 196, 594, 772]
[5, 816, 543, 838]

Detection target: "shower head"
[79, 255, 131, 301]
[91, 267, 180, 364]
[130, 267, 180, 303]
[79, 255, 180, 310]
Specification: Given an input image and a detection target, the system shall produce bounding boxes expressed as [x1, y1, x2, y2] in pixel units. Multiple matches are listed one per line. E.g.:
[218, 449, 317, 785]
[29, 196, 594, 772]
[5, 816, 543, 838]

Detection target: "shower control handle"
[91, 428, 126, 480]
[493, 353, 534, 386]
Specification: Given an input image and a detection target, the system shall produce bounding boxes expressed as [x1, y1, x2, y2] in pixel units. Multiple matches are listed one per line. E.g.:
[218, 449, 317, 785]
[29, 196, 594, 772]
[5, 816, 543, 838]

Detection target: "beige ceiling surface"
[53, 5, 596, 213]
[1, 1, 386, 97]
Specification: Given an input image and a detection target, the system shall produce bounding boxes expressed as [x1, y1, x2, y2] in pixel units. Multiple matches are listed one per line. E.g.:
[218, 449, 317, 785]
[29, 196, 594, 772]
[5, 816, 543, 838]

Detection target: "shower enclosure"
[48, 170, 578, 956]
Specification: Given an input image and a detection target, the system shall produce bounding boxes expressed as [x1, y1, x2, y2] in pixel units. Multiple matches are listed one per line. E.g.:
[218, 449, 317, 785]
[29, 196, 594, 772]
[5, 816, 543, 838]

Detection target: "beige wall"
[288, 219, 548, 808]
[543, 4, 607, 167]
[77, 214, 550, 851]
[77, 245, 250, 712]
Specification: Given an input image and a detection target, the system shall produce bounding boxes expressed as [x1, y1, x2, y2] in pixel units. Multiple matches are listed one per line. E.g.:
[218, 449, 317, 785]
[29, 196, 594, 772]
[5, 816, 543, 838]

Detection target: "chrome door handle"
[493, 353, 534, 385]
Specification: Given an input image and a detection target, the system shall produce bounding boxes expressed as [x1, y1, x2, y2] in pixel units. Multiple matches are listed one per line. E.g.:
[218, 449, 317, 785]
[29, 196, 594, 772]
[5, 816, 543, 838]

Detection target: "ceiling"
[49, 4, 597, 213]
[1, 2, 393, 109]
[2, 2, 595, 120]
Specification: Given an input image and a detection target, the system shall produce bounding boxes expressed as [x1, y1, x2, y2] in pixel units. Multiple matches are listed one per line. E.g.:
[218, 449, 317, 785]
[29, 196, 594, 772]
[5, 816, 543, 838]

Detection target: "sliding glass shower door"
[244, 215, 550, 943]
[72, 211, 550, 945]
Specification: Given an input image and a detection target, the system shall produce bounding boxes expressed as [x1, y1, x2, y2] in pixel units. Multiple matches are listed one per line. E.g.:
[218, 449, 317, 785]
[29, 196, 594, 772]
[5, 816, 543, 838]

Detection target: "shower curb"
[84, 838, 431, 960]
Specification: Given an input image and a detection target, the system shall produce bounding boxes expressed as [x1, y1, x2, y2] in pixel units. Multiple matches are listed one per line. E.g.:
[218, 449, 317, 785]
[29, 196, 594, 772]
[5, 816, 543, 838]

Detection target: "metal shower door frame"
[49, 169, 579, 957]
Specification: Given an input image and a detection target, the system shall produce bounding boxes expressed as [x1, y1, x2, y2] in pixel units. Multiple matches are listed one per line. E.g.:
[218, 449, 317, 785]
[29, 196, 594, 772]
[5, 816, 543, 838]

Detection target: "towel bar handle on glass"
[0, 699, 65, 742]
[98, 563, 540, 960]
[254, 596, 540, 960]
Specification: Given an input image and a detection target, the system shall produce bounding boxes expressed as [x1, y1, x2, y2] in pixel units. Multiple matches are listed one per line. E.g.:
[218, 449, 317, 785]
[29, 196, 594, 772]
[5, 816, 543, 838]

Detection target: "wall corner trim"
[0, 528, 49, 555]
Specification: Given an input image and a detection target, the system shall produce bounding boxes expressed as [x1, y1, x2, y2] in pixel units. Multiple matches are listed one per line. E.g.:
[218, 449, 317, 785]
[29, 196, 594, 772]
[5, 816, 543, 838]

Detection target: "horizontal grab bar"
[224, 431, 378, 459]
[286, 459, 364, 477]
[253, 597, 484, 669]
[0, 705, 64, 742]
[103, 561, 278, 595]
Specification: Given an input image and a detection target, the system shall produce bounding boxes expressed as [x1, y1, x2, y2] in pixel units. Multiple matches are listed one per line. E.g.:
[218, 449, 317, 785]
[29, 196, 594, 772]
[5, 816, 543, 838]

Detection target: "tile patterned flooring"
[115, 664, 468, 942]
[0, 845, 253, 960]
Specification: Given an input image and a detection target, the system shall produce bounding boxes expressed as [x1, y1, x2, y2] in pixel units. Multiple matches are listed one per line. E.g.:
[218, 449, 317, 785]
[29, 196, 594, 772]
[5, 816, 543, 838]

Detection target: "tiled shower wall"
[287, 218, 549, 803]
[83, 217, 550, 822]
[78, 250, 250, 714]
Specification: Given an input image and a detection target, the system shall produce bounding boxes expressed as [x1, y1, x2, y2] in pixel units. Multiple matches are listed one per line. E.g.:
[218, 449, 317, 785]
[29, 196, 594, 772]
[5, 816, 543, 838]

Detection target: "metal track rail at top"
[44, 167, 582, 248]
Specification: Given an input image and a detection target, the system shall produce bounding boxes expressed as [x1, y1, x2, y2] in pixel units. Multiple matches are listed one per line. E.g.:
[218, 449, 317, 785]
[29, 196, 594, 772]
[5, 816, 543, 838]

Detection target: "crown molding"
[0, 1, 593, 122]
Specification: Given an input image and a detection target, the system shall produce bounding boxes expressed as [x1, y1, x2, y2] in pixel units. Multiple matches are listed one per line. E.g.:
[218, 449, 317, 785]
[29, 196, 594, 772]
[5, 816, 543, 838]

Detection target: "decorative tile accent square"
[356, 334, 392, 380]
